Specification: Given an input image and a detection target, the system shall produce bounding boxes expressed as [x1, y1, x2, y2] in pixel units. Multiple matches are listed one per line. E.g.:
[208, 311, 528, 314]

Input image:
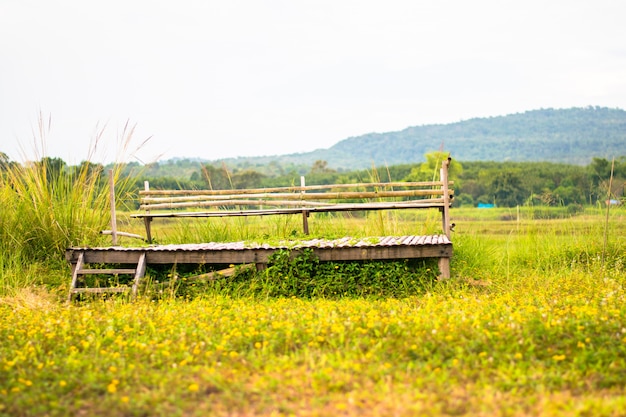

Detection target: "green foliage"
[455, 159, 624, 207]
[215, 250, 436, 299]
[490, 170, 526, 207]
[404, 151, 462, 182]
[146, 249, 438, 300]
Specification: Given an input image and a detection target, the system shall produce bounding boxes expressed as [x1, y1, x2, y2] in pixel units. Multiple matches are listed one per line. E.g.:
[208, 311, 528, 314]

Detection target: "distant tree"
[489, 171, 527, 207]
[0, 152, 16, 171]
[553, 185, 583, 205]
[199, 164, 232, 190]
[267, 161, 285, 177]
[589, 157, 610, 186]
[67, 161, 106, 189]
[457, 179, 486, 203]
[587, 156, 626, 202]
[310, 160, 335, 174]
[76, 161, 104, 179]
[231, 170, 266, 189]
[404, 152, 463, 182]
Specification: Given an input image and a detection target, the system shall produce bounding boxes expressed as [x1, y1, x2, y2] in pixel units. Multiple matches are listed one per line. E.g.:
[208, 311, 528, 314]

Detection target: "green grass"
[1, 153, 626, 415]
[0, 128, 142, 296]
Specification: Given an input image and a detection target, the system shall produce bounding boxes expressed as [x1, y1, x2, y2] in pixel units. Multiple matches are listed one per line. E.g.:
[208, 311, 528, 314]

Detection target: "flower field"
[2, 217, 626, 416]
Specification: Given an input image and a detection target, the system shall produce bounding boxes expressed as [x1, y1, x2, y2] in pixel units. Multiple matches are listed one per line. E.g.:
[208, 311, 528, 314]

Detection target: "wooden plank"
[66, 238, 452, 266]
[145, 250, 272, 265]
[101, 230, 146, 241]
[438, 257, 451, 279]
[310, 245, 452, 262]
[71, 287, 129, 294]
[132, 253, 146, 298]
[77, 268, 137, 275]
[185, 263, 256, 281]
[67, 252, 84, 303]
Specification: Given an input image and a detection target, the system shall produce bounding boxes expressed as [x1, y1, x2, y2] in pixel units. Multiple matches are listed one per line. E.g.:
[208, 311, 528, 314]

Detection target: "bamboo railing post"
[441, 157, 451, 238]
[109, 170, 118, 246]
[301, 176, 309, 235]
[144, 181, 153, 243]
[437, 157, 452, 280]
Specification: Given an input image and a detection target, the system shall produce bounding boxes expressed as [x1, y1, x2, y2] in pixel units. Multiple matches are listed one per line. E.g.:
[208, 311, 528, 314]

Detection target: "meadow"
[1, 159, 625, 416]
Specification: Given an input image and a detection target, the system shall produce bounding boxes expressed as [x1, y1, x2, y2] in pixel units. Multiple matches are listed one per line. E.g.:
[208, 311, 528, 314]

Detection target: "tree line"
[2, 151, 624, 208]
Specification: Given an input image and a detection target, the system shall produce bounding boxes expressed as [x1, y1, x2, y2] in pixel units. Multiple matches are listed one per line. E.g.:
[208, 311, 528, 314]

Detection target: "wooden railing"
[131, 157, 454, 243]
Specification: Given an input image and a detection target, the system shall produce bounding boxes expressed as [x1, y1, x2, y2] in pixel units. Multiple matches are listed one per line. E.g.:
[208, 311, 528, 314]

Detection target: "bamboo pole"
[101, 230, 146, 241]
[109, 169, 117, 246]
[140, 189, 449, 205]
[440, 157, 451, 238]
[131, 200, 449, 220]
[138, 181, 453, 196]
[301, 176, 309, 235]
[144, 181, 153, 243]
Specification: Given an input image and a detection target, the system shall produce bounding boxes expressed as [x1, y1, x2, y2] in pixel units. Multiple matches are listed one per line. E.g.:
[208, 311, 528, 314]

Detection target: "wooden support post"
[301, 176, 309, 235]
[109, 170, 118, 246]
[144, 218, 153, 244]
[131, 253, 146, 299]
[144, 181, 153, 243]
[438, 257, 451, 280]
[439, 156, 452, 280]
[440, 157, 451, 238]
[67, 252, 84, 303]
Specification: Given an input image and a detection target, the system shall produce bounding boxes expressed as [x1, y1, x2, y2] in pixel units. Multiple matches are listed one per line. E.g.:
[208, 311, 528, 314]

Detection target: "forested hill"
[217, 107, 626, 170]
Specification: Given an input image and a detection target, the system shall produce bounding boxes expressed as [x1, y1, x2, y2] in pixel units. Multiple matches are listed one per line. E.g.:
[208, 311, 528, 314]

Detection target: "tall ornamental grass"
[0, 121, 143, 294]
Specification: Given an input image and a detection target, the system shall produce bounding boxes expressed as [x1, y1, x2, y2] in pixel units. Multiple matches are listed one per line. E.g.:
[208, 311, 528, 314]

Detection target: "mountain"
[213, 106, 626, 171]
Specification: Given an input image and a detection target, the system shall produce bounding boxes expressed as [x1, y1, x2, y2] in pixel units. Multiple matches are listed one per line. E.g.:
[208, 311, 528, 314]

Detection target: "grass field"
[1, 158, 625, 416]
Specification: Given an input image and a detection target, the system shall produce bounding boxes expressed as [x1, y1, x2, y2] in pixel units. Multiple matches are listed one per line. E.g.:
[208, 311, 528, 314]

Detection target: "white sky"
[1, 0, 625, 164]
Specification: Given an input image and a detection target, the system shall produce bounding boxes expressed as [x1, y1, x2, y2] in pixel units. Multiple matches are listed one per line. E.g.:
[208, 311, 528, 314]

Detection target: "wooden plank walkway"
[66, 235, 452, 299]
[66, 235, 452, 266]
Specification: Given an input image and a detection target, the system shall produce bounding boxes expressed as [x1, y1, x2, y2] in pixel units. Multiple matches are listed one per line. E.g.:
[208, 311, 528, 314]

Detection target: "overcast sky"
[1, 0, 625, 164]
